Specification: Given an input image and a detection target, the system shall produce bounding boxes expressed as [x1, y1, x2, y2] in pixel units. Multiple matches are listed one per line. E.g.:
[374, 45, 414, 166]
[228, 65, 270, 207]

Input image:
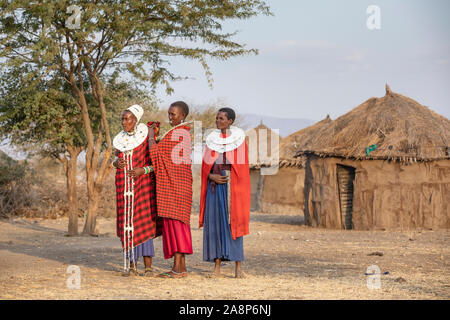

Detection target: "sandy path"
[0, 213, 448, 300]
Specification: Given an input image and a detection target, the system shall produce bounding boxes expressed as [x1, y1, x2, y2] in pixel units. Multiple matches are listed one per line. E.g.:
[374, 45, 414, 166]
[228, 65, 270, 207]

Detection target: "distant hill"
[240, 113, 316, 138]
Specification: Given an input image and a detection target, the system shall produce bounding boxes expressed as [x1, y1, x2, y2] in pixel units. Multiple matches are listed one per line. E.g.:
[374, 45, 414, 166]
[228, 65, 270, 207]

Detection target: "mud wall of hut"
[251, 167, 305, 214]
[304, 156, 450, 229]
[250, 169, 263, 211]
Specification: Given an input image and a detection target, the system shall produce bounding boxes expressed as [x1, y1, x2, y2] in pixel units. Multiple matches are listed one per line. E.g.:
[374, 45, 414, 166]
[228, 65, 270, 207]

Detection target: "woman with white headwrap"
[113, 104, 162, 276]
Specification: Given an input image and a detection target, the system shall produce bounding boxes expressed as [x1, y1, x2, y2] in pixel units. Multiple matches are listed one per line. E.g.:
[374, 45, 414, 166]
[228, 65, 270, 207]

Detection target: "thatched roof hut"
[246, 119, 333, 214]
[245, 122, 283, 211]
[295, 84, 450, 163]
[246, 122, 281, 169]
[277, 114, 333, 168]
[295, 85, 450, 230]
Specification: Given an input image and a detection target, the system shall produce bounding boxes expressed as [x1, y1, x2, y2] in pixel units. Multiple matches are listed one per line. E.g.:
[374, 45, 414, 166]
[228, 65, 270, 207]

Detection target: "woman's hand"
[148, 125, 156, 150]
[148, 125, 155, 138]
[208, 173, 228, 184]
[127, 167, 145, 178]
[114, 158, 126, 169]
[148, 122, 160, 139]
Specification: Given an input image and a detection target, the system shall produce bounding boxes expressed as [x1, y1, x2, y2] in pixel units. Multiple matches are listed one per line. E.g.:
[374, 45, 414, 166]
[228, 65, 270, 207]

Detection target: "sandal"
[158, 270, 187, 278]
[144, 267, 154, 277]
[122, 267, 141, 277]
[131, 267, 142, 276]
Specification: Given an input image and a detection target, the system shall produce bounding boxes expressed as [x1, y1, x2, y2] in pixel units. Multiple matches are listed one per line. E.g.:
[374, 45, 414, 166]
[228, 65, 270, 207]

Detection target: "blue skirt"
[203, 177, 244, 262]
[126, 238, 155, 263]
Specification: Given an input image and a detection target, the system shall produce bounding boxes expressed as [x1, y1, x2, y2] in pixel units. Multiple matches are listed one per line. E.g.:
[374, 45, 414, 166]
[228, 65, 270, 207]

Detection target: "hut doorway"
[337, 164, 356, 229]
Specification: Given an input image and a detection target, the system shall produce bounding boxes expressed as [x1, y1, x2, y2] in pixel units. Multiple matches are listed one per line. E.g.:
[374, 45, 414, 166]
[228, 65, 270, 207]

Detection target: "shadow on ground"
[250, 212, 305, 226]
[0, 215, 344, 279]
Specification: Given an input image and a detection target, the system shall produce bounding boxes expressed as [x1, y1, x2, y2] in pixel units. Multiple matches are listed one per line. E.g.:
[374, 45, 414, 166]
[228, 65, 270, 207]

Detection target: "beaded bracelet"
[143, 166, 154, 174]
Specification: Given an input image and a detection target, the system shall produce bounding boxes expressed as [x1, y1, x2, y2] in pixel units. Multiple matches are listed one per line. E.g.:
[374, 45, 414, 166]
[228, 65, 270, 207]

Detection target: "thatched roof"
[254, 115, 332, 169]
[278, 114, 332, 163]
[246, 122, 282, 169]
[246, 122, 278, 136]
[295, 84, 450, 163]
[247, 117, 335, 169]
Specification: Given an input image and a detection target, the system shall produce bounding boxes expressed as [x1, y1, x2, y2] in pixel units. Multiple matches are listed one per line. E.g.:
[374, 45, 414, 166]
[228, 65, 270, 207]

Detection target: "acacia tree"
[0, 0, 271, 235]
[0, 69, 85, 235]
[0, 68, 157, 235]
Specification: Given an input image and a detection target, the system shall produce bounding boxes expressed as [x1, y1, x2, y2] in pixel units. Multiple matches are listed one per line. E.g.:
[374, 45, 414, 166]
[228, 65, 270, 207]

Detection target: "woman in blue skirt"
[199, 107, 251, 278]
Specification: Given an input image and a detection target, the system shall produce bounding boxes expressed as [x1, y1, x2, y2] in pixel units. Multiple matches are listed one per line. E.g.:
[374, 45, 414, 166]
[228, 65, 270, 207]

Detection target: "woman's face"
[216, 111, 233, 130]
[121, 111, 137, 133]
[168, 106, 185, 127]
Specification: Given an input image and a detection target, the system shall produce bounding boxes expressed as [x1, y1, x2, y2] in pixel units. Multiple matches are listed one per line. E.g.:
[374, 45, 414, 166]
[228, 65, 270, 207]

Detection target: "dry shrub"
[0, 155, 38, 218]
[91, 169, 117, 218]
[0, 153, 68, 219]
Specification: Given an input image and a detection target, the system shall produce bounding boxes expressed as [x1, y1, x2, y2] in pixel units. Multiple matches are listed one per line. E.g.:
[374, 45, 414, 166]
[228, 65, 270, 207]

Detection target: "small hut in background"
[257, 116, 333, 214]
[295, 85, 450, 230]
[246, 122, 281, 211]
[246, 117, 332, 214]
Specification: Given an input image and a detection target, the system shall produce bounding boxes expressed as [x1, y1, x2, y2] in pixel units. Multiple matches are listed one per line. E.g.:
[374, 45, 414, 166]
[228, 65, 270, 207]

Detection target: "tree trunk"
[69, 69, 113, 236]
[81, 74, 114, 236]
[56, 146, 82, 236]
[81, 153, 114, 236]
[82, 184, 101, 236]
[66, 146, 82, 236]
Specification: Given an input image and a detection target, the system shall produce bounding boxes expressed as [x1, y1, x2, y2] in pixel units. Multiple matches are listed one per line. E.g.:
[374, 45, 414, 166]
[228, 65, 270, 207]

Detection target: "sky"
[156, 0, 450, 122]
[2, 0, 449, 159]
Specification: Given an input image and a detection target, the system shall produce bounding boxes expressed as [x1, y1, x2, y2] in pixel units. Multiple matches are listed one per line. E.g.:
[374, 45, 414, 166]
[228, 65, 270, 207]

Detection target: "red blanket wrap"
[115, 132, 162, 248]
[149, 125, 193, 225]
[199, 140, 251, 239]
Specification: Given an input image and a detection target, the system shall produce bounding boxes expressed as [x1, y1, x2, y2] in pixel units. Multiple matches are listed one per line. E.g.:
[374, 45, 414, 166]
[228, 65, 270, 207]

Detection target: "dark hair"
[170, 101, 189, 118]
[218, 107, 236, 124]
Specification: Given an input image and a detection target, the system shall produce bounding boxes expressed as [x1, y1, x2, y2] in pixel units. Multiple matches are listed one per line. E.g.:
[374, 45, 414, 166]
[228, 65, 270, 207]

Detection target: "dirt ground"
[0, 212, 448, 300]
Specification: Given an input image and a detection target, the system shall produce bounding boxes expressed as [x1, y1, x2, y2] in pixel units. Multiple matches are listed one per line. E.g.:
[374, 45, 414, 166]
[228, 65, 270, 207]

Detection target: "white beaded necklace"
[113, 123, 148, 152]
[205, 125, 245, 153]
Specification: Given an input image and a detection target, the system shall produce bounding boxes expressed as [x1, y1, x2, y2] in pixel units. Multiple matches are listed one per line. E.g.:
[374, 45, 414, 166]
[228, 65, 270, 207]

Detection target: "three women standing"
[113, 104, 250, 279]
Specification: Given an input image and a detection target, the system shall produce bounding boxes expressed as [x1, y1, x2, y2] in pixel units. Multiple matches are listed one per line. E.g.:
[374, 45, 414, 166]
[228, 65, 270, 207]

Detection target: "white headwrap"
[113, 104, 148, 152]
[127, 104, 144, 123]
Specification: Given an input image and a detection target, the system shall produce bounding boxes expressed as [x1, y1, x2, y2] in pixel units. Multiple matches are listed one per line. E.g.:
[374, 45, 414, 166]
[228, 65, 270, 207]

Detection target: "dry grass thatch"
[274, 115, 333, 168]
[248, 115, 333, 169]
[294, 85, 450, 163]
[246, 122, 282, 169]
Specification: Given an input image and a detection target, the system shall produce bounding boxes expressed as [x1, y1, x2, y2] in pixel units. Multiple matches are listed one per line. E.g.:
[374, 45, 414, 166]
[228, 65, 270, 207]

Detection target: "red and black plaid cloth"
[149, 125, 193, 225]
[115, 130, 162, 248]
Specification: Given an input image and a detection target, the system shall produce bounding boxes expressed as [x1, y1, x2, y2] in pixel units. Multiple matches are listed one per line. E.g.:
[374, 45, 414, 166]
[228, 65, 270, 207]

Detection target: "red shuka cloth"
[199, 140, 251, 240]
[115, 133, 162, 248]
[149, 125, 193, 225]
[162, 218, 193, 259]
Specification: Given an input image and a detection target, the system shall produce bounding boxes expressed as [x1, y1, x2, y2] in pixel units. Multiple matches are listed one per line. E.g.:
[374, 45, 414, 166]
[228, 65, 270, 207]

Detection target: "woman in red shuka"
[199, 107, 251, 278]
[113, 104, 162, 277]
[149, 101, 193, 278]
